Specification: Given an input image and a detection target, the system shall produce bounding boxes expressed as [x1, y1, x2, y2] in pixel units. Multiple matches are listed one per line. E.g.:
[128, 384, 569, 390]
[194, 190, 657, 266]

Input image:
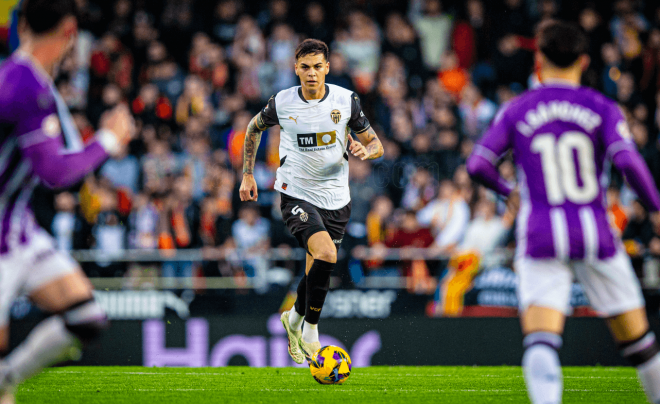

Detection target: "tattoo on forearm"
[363, 127, 384, 160]
[243, 114, 266, 175]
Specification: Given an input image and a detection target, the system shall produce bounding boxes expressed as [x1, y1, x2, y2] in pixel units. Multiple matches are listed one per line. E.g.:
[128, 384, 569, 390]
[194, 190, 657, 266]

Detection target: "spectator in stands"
[349, 158, 379, 224]
[147, 42, 186, 104]
[176, 75, 213, 127]
[88, 82, 123, 127]
[610, 0, 648, 63]
[52, 192, 86, 252]
[210, 0, 241, 47]
[579, 7, 609, 73]
[382, 13, 425, 94]
[269, 23, 298, 92]
[160, 175, 201, 288]
[640, 28, 660, 101]
[232, 205, 270, 292]
[617, 71, 642, 107]
[459, 82, 497, 141]
[459, 193, 511, 256]
[141, 139, 181, 194]
[600, 43, 622, 99]
[418, 180, 470, 255]
[182, 131, 211, 202]
[260, 0, 289, 37]
[384, 210, 434, 276]
[409, 0, 452, 71]
[127, 193, 159, 250]
[231, 16, 266, 102]
[132, 84, 173, 126]
[325, 52, 353, 91]
[366, 195, 395, 246]
[401, 167, 437, 211]
[90, 187, 126, 277]
[335, 10, 381, 93]
[100, 145, 140, 194]
[623, 199, 656, 257]
[301, 2, 332, 45]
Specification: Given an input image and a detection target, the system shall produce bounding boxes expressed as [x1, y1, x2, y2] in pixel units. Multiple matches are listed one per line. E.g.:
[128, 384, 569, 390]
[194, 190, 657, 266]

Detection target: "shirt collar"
[298, 84, 330, 103]
[14, 49, 54, 86]
[541, 78, 579, 88]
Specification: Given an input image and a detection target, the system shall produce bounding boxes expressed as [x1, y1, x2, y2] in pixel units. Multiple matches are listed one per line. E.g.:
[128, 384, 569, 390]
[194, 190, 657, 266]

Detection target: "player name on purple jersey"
[476, 82, 640, 261]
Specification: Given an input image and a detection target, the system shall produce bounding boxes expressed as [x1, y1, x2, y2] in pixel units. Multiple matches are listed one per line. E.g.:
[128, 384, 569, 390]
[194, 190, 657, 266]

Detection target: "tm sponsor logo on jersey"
[296, 131, 337, 151]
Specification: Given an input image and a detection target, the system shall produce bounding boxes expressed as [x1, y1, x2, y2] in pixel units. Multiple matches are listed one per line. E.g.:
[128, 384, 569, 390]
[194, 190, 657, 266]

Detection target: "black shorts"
[280, 192, 351, 254]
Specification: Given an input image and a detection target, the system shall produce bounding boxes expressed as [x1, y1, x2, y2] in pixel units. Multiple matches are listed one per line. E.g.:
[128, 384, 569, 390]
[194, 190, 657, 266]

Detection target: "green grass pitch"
[17, 366, 647, 403]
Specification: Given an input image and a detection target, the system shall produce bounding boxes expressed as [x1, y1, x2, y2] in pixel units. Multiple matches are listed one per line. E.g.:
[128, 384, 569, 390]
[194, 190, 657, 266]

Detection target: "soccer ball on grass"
[308, 345, 352, 385]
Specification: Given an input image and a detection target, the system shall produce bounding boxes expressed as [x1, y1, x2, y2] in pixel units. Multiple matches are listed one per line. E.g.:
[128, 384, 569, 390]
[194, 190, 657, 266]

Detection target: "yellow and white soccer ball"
[308, 345, 352, 385]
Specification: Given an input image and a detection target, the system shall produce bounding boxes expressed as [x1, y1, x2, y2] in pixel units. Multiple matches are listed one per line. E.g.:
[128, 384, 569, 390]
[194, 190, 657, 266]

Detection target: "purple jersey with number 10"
[474, 83, 642, 261]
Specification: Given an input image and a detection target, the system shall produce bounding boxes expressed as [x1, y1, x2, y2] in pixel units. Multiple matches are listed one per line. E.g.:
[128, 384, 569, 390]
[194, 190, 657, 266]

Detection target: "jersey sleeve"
[474, 103, 513, 162]
[466, 103, 515, 196]
[9, 67, 110, 188]
[600, 101, 636, 160]
[0, 64, 60, 149]
[347, 92, 371, 134]
[260, 95, 279, 127]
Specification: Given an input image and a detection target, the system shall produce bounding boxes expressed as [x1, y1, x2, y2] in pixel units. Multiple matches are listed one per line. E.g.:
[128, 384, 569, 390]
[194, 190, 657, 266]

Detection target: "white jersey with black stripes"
[260, 84, 371, 210]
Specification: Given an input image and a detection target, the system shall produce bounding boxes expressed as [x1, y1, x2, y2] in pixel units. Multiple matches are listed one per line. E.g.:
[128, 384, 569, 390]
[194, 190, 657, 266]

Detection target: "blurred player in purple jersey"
[468, 22, 660, 404]
[0, 0, 132, 401]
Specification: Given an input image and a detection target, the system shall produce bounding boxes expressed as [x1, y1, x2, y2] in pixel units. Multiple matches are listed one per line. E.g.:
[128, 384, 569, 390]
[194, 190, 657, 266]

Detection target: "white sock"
[523, 333, 563, 404]
[302, 321, 319, 343]
[637, 354, 660, 403]
[288, 308, 303, 331]
[1, 317, 76, 388]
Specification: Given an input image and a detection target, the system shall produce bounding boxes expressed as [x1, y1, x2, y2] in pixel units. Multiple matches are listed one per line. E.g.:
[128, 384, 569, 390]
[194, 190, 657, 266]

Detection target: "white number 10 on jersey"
[531, 131, 599, 205]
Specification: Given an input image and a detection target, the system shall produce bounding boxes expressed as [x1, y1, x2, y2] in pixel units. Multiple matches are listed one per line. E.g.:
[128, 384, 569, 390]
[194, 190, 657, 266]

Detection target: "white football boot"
[280, 311, 305, 364]
[299, 339, 322, 362]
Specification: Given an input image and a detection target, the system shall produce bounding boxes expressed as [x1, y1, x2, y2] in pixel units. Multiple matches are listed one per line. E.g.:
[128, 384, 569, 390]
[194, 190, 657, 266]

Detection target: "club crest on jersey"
[331, 109, 341, 124]
[42, 114, 61, 138]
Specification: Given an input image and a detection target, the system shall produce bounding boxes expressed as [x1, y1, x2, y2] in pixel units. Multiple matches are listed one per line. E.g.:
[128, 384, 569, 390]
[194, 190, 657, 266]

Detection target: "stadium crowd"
[4, 0, 660, 289]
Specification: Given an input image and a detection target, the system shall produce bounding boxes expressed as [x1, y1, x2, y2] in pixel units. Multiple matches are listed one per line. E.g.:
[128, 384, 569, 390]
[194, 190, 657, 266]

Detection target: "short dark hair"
[295, 39, 329, 61]
[538, 21, 588, 68]
[21, 0, 78, 34]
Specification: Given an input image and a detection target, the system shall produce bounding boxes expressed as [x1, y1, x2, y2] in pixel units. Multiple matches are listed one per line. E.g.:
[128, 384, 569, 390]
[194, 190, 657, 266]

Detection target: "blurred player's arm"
[604, 114, 660, 229]
[466, 107, 515, 197]
[19, 105, 133, 189]
[612, 150, 660, 211]
[347, 93, 383, 160]
[240, 96, 278, 202]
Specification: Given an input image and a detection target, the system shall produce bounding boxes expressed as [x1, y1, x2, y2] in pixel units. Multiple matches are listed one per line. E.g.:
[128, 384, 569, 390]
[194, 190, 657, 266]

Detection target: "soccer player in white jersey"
[468, 22, 660, 403]
[239, 39, 384, 363]
[0, 1, 132, 401]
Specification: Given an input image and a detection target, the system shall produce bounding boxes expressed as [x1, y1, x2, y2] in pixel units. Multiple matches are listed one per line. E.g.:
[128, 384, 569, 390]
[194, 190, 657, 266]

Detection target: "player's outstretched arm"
[21, 105, 133, 189]
[239, 113, 268, 202]
[466, 152, 514, 197]
[348, 127, 384, 160]
[611, 149, 660, 216]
